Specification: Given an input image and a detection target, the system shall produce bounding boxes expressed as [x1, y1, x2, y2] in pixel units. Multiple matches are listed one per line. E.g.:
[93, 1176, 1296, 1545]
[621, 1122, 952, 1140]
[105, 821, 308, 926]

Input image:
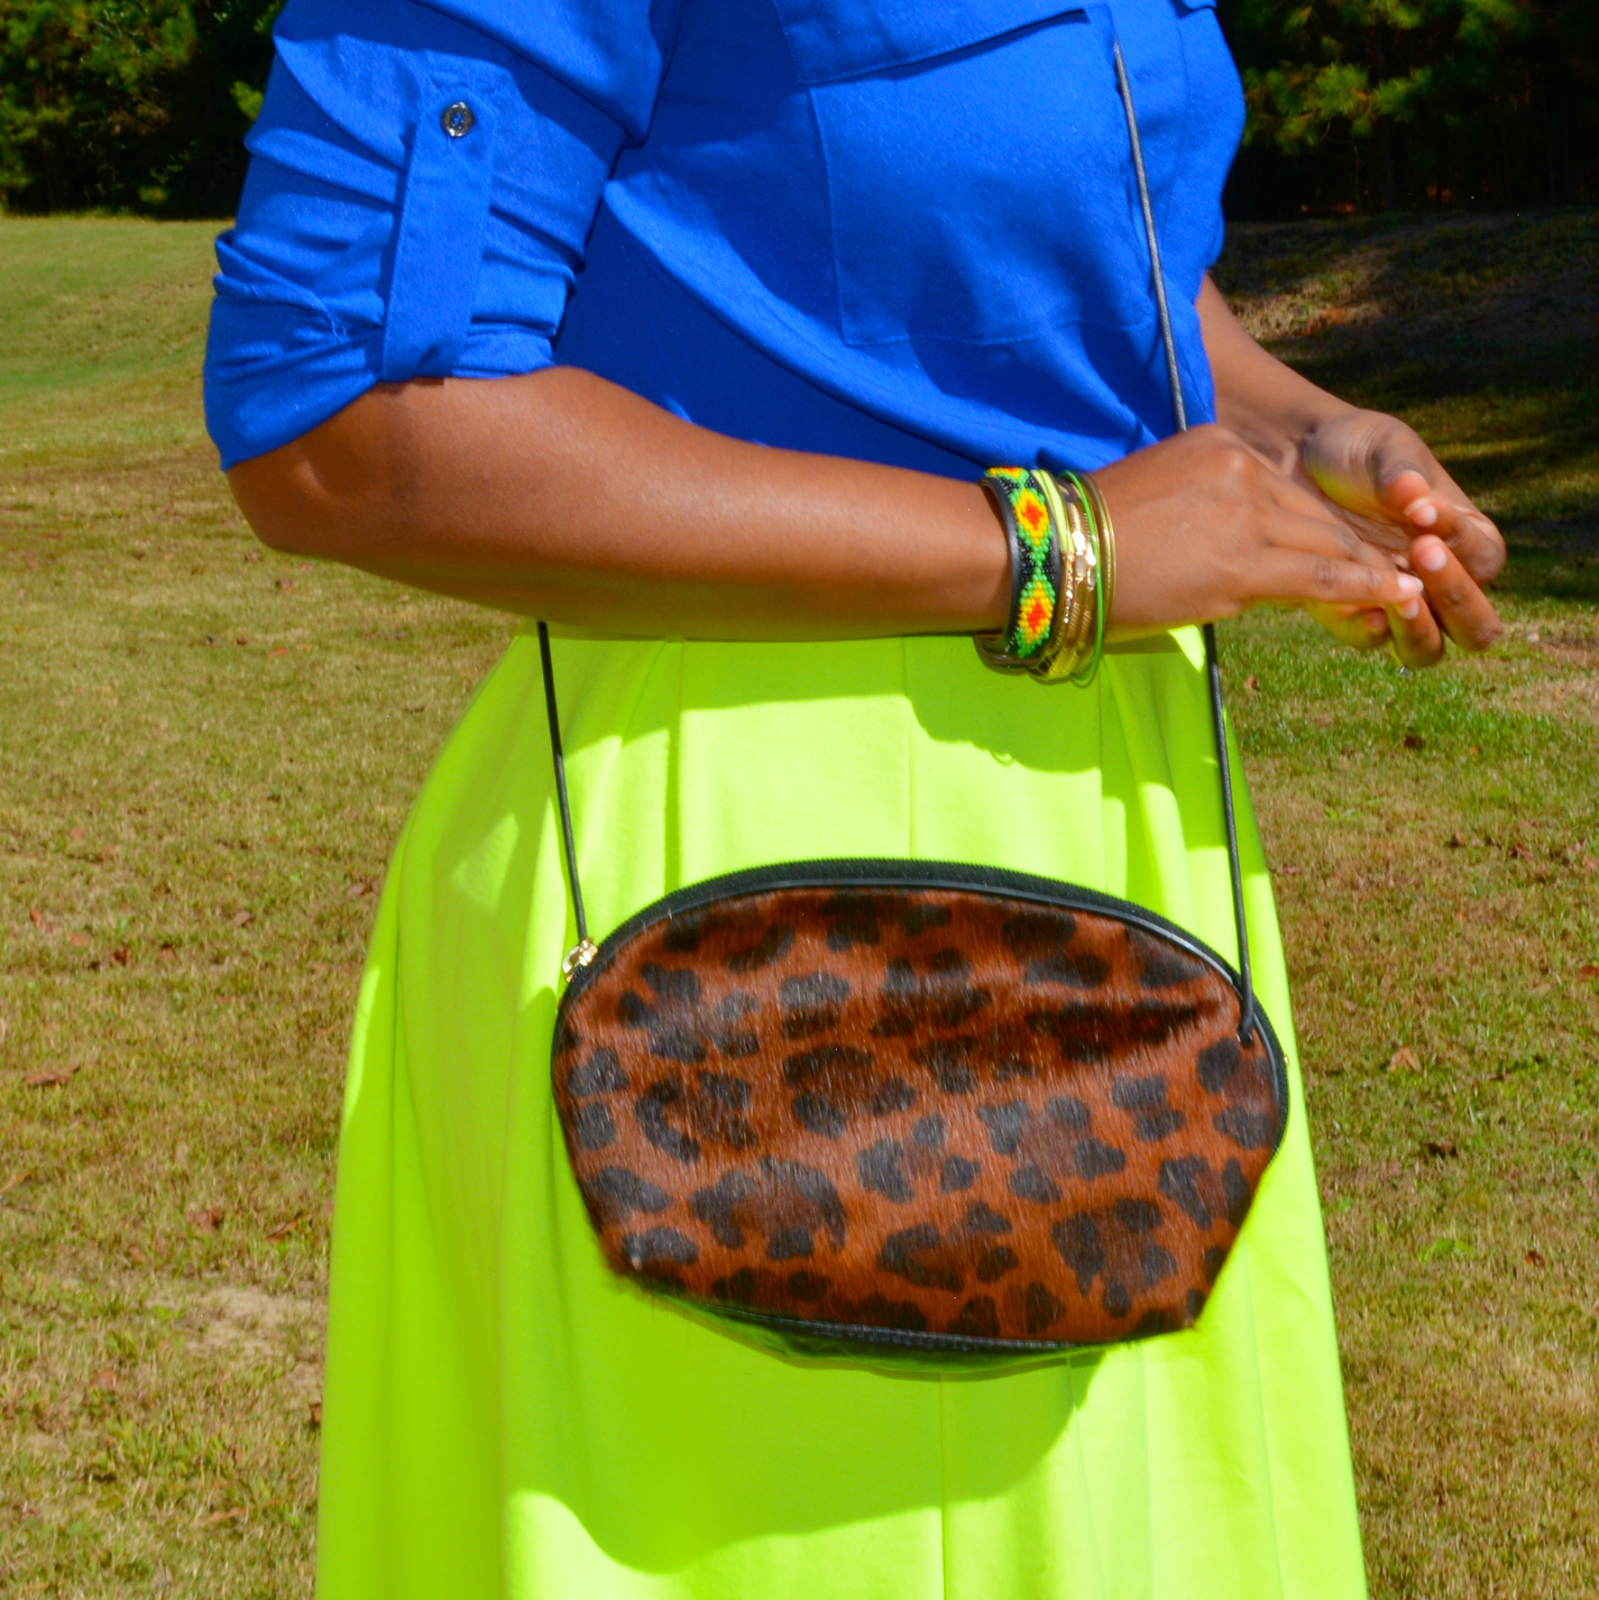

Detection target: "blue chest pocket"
[773, 0, 1209, 349]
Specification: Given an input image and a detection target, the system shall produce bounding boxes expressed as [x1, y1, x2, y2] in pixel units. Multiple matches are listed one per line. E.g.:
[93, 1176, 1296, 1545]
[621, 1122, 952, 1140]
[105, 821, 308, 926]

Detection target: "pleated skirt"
[314, 626, 1366, 1600]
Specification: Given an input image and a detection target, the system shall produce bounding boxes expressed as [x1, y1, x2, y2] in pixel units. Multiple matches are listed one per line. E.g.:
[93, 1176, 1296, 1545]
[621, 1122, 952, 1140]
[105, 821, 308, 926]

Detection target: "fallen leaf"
[270, 647, 289, 657]
[1525, 1248, 1547, 1267]
[110, 946, 131, 966]
[265, 1212, 307, 1242]
[204, 635, 221, 647]
[1387, 1047, 1418, 1073]
[1508, 842, 1531, 860]
[230, 910, 254, 928]
[205, 1508, 246, 1526]
[187, 1206, 225, 1233]
[235, 636, 250, 647]
[244, 550, 261, 563]
[0, 1168, 34, 1195]
[127, 1243, 147, 1266]
[276, 577, 297, 592]
[1403, 732, 1425, 750]
[1424, 1139, 1458, 1159]
[69, 932, 89, 948]
[307, 1400, 323, 1428]
[1447, 831, 1468, 848]
[1244, 674, 1260, 695]
[1342, 999, 1358, 1015]
[28, 907, 43, 927]
[1579, 965, 1599, 980]
[87, 1368, 117, 1393]
[158, 943, 177, 962]
[25, 1067, 77, 1088]
[66, 826, 86, 842]
[1581, 856, 1599, 873]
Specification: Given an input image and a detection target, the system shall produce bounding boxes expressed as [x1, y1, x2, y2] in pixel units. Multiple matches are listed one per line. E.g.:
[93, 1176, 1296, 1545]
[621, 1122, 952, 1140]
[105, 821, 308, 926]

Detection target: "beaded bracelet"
[973, 467, 1062, 672]
[975, 465, 1116, 686]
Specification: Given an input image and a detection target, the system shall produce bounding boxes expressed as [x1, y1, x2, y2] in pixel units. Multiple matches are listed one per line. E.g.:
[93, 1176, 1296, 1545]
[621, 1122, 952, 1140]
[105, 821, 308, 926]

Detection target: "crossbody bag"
[538, 44, 1287, 1364]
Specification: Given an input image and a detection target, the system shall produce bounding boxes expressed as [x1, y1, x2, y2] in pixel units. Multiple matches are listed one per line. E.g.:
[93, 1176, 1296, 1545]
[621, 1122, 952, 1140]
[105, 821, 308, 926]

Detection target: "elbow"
[227, 467, 310, 557]
[227, 445, 343, 558]
[225, 399, 393, 561]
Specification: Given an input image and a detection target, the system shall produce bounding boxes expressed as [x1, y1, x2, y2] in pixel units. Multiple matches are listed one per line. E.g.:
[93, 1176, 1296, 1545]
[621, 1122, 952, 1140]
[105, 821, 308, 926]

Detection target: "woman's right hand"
[1096, 424, 1425, 642]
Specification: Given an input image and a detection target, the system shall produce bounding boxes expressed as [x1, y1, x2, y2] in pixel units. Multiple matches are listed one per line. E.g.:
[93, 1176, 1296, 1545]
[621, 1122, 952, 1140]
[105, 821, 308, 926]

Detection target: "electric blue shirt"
[203, 0, 1244, 478]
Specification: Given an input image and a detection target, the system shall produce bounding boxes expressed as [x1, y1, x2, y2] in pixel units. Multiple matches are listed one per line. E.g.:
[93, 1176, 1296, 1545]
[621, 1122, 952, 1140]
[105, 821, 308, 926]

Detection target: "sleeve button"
[440, 102, 475, 138]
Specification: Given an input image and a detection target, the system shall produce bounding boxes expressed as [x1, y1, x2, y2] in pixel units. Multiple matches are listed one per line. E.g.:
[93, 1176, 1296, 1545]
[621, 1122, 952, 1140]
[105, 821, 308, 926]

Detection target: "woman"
[206, 0, 1504, 1594]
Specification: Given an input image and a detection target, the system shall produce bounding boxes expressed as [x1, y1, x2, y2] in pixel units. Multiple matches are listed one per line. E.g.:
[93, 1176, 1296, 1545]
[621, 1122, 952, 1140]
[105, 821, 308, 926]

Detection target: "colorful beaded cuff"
[976, 466, 1116, 687]
[974, 467, 1062, 671]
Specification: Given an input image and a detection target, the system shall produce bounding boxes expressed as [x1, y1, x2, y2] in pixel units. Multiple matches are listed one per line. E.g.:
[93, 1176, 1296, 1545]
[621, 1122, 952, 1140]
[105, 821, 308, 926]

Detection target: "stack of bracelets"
[973, 465, 1117, 685]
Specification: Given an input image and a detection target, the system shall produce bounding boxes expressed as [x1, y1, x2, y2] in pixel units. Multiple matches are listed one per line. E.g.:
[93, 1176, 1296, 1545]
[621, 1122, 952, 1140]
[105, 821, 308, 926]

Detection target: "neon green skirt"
[315, 628, 1365, 1599]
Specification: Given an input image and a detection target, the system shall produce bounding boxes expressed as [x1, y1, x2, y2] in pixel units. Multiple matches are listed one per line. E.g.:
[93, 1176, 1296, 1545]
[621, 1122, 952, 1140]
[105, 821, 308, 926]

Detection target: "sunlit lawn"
[1, 211, 1596, 1597]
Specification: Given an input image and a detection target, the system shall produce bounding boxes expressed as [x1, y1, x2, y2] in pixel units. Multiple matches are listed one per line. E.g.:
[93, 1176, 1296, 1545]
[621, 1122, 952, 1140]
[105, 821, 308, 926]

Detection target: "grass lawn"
[1, 210, 1596, 1597]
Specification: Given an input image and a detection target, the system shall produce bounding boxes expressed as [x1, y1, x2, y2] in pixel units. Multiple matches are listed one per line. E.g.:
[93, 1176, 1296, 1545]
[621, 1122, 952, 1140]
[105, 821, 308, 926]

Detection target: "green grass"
[1, 212, 1597, 1597]
[0, 218, 512, 1595]
[1218, 210, 1599, 1599]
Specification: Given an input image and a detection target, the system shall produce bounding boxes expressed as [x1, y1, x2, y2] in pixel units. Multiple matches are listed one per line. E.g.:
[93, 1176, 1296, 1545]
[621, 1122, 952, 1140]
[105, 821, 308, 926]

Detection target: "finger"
[1411, 534, 1503, 652]
[1375, 462, 1505, 584]
[1266, 502, 1406, 570]
[1307, 602, 1393, 652]
[1386, 589, 1445, 669]
[1254, 549, 1425, 611]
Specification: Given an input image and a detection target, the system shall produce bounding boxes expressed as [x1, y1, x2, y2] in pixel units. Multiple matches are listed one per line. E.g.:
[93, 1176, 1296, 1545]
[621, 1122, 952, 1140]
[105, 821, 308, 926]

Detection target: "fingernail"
[1414, 541, 1448, 573]
[1406, 499, 1438, 528]
[1366, 610, 1389, 632]
[1398, 598, 1421, 620]
[1399, 574, 1425, 597]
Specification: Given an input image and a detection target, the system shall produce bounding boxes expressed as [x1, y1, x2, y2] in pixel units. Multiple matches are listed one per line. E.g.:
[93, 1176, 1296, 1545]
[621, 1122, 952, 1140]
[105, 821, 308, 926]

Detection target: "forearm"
[1196, 276, 1355, 473]
[227, 366, 1010, 640]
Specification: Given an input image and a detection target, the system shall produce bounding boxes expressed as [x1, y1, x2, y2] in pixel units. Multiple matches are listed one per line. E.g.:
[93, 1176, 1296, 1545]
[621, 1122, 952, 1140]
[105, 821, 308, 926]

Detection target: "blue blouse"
[203, 0, 1244, 479]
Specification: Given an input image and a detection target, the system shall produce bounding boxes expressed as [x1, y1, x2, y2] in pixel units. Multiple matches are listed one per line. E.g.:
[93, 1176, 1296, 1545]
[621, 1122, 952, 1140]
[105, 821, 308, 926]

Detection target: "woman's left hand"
[1296, 409, 1505, 667]
[1196, 279, 1507, 670]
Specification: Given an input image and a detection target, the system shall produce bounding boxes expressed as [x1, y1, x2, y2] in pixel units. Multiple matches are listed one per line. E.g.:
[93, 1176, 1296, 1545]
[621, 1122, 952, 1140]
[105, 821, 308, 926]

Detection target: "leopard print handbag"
[547, 840, 1287, 1360]
[541, 49, 1288, 1363]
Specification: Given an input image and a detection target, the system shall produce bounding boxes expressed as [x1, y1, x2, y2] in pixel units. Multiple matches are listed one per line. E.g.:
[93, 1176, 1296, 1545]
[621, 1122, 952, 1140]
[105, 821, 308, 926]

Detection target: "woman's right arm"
[228, 364, 1424, 641]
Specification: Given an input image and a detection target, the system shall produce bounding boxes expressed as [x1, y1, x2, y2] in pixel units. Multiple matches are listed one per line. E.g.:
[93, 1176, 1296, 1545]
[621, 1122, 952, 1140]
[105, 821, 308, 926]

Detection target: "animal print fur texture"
[553, 884, 1285, 1350]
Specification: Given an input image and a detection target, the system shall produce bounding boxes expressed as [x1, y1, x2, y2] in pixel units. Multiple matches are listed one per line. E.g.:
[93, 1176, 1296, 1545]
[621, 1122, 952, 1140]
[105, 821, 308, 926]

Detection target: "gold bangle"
[1029, 473, 1098, 683]
[1080, 471, 1114, 643]
[1062, 469, 1113, 687]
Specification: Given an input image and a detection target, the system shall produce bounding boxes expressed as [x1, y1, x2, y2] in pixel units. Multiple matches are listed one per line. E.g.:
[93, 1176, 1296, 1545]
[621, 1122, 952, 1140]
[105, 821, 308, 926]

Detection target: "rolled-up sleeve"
[204, 0, 677, 467]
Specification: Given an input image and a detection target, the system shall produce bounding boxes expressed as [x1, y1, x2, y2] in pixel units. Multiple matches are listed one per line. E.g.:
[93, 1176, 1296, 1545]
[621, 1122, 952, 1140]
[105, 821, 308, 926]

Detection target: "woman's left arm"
[1196, 275, 1506, 667]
